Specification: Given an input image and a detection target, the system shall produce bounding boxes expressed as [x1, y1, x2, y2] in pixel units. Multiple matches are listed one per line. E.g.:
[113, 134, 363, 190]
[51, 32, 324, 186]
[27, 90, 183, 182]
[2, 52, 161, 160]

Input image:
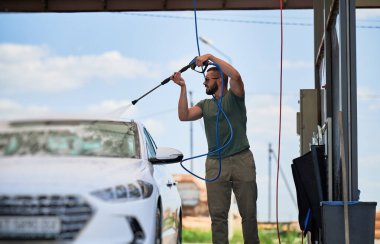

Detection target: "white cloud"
[0, 44, 161, 93]
[282, 60, 313, 70]
[142, 119, 165, 137]
[0, 99, 50, 119]
[87, 99, 138, 118]
[357, 87, 380, 110]
[357, 87, 375, 101]
[360, 179, 380, 189]
[356, 9, 380, 20]
[0, 43, 49, 62]
[369, 103, 380, 110]
[359, 154, 380, 169]
[246, 95, 298, 138]
[357, 86, 380, 101]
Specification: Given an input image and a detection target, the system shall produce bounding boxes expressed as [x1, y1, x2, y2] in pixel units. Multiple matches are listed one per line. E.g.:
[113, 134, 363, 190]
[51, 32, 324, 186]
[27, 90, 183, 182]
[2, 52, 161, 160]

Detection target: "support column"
[339, 0, 359, 201]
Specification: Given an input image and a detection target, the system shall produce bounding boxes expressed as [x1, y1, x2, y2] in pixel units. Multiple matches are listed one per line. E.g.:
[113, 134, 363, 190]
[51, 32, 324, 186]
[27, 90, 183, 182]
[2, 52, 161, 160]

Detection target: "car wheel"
[155, 207, 162, 244]
[177, 212, 182, 244]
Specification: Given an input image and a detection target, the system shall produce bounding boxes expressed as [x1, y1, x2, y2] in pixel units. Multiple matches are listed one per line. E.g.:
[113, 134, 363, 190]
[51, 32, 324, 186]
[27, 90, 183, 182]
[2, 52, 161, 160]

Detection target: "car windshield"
[0, 121, 140, 158]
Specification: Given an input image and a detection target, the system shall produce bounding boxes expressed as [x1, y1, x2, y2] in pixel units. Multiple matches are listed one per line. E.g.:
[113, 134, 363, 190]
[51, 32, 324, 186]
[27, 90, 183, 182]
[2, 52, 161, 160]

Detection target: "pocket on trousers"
[239, 150, 254, 166]
[205, 158, 218, 178]
[235, 150, 256, 181]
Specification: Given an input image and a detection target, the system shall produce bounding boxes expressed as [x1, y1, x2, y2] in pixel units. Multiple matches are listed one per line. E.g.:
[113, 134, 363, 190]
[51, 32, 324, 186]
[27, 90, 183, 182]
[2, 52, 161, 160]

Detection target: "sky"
[0, 9, 379, 222]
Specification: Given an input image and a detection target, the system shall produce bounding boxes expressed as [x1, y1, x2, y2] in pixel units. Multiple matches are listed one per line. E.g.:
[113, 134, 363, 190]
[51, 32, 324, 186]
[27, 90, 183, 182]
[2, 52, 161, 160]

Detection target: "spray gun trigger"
[189, 58, 209, 74]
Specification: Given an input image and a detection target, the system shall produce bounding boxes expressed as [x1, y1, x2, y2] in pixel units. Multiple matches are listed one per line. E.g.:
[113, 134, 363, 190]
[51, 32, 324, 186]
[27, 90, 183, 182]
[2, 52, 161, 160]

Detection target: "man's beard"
[206, 83, 218, 95]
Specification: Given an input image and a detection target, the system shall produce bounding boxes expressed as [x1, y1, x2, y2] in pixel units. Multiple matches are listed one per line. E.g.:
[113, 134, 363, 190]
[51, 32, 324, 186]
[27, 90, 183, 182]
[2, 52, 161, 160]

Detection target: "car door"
[142, 128, 180, 242]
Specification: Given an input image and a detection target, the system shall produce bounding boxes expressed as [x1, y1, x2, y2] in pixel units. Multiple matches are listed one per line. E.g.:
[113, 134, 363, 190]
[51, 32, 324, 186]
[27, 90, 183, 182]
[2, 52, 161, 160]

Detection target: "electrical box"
[297, 89, 319, 155]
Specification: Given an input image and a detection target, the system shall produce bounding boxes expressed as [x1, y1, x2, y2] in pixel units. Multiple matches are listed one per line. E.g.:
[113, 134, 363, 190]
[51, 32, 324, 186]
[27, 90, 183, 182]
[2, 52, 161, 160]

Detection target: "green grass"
[183, 229, 212, 242]
[258, 229, 301, 244]
[183, 229, 303, 244]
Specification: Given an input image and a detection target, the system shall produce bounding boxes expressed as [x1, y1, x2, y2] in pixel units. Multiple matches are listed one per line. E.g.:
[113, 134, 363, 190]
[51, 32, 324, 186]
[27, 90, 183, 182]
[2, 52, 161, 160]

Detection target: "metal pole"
[199, 36, 233, 64]
[339, 0, 358, 201]
[270, 147, 298, 208]
[268, 143, 272, 222]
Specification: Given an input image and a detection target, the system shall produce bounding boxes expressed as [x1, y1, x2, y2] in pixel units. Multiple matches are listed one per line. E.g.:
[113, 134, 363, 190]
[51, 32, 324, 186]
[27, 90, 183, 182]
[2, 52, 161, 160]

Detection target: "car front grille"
[0, 195, 93, 240]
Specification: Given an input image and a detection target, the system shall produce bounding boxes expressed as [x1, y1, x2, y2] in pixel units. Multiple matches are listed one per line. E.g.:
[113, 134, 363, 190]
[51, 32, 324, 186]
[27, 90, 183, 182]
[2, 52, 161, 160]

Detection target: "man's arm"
[196, 54, 244, 97]
[171, 72, 203, 121]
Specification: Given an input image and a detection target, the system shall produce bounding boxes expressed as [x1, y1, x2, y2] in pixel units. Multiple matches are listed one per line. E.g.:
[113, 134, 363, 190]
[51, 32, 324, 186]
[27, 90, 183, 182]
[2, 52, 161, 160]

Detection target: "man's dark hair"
[207, 67, 228, 87]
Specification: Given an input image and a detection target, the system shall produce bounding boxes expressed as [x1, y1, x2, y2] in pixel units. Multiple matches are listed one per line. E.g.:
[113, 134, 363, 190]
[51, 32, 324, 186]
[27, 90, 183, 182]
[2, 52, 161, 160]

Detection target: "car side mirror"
[149, 147, 183, 164]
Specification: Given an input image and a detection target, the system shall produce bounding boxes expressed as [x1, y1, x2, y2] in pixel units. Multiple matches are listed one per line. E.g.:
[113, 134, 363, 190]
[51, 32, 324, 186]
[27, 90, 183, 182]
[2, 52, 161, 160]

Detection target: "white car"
[0, 117, 183, 244]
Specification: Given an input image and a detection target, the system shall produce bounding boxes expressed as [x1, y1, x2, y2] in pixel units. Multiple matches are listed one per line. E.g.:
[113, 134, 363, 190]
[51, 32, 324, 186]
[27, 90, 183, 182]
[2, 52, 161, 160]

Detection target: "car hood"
[0, 156, 151, 194]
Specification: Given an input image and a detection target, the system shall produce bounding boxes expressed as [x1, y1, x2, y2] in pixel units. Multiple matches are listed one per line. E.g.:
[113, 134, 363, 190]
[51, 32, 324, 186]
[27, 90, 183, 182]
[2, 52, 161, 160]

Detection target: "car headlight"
[91, 180, 153, 202]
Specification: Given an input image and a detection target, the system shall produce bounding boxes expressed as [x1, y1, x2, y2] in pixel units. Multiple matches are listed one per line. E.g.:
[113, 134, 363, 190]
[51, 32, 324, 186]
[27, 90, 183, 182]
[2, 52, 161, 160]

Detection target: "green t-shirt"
[196, 89, 250, 158]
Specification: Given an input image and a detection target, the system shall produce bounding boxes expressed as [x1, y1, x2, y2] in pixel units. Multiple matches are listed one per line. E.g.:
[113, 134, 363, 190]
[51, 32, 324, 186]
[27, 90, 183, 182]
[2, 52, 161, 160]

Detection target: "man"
[171, 54, 260, 244]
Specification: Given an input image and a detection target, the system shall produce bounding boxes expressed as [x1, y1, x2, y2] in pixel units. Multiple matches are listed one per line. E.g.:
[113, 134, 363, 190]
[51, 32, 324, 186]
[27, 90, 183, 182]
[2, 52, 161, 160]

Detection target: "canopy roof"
[0, 0, 378, 12]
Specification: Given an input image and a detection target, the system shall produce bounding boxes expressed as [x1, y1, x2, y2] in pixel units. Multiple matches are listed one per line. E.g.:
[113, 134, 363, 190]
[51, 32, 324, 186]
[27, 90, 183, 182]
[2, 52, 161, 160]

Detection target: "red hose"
[276, 0, 283, 243]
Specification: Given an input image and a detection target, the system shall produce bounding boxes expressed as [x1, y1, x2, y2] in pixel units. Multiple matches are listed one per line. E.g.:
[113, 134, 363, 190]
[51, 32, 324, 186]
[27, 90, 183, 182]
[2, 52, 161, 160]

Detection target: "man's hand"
[197, 53, 245, 97]
[171, 72, 185, 87]
[196, 54, 212, 67]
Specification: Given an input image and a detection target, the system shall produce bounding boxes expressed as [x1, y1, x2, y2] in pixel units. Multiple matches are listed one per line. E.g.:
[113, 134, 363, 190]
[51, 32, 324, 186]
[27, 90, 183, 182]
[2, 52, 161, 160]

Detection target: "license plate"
[0, 216, 61, 235]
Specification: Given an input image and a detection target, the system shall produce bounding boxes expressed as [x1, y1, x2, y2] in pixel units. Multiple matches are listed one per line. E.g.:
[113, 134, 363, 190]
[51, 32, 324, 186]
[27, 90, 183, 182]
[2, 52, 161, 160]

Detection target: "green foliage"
[182, 229, 212, 242]
[229, 230, 243, 243]
[258, 230, 275, 244]
[182, 228, 303, 244]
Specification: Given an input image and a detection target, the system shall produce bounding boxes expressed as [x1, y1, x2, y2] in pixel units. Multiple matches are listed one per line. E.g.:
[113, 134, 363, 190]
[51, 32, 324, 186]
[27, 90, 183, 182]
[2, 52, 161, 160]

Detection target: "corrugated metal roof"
[0, 0, 378, 12]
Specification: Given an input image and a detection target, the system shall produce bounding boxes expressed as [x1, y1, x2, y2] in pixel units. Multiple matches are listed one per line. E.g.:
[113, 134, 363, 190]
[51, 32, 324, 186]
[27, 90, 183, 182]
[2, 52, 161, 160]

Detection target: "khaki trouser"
[206, 149, 260, 244]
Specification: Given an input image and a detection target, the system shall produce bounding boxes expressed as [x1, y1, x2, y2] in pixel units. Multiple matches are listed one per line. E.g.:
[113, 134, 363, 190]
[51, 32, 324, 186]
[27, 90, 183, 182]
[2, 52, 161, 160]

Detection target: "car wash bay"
[1, 0, 379, 243]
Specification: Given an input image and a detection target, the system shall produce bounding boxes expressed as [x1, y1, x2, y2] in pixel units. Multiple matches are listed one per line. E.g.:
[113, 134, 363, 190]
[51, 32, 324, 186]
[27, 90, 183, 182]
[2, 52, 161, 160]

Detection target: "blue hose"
[193, 0, 202, 58]
[180, 62, 233, 182]
[304, 208, 311, 232]
[179, 0, 233, 182]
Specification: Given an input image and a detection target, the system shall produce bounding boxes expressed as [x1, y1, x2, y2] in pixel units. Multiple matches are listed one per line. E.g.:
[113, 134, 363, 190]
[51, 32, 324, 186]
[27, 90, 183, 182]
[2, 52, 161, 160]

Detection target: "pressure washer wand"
[131, 80, 167, 105]
[131, 60, 203, 105]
